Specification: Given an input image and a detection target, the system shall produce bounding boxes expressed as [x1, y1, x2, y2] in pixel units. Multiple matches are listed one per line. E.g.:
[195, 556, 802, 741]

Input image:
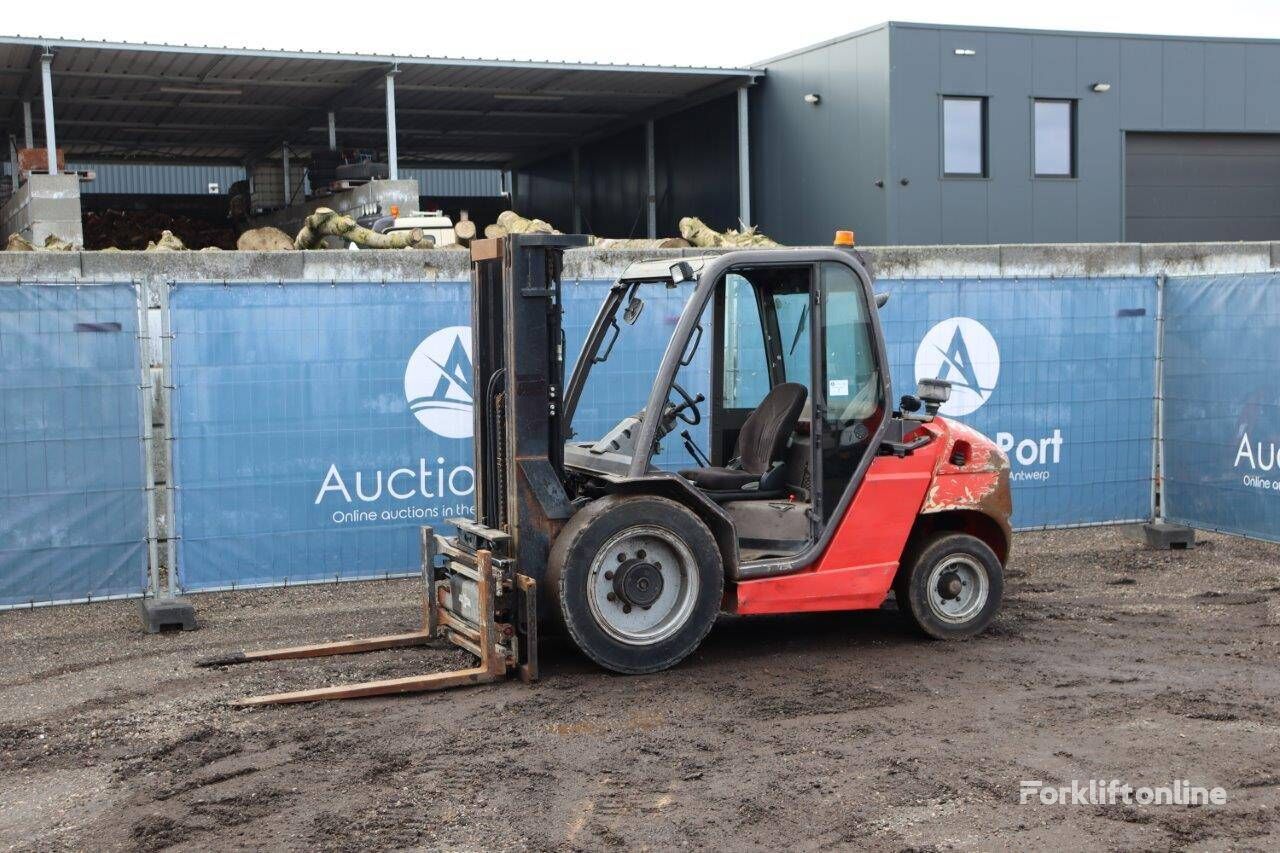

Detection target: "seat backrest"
[736, 382, 808, 475]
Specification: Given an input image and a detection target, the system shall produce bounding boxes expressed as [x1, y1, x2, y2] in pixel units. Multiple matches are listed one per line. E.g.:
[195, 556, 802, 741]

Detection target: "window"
[818, 262, 882, 520]
[1034, 99, 1076, 177]
[943, 97, 987, 176]
[721, 274, 770, 408]
[772, 290, 811, 388]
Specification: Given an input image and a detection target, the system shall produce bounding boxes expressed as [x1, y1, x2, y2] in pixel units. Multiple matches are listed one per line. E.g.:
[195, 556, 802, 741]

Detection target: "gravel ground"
[1, 525, 1278, 852]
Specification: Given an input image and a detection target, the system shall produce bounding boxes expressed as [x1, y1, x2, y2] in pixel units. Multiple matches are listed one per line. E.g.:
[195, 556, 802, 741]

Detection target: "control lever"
[681, 430, 711, 467]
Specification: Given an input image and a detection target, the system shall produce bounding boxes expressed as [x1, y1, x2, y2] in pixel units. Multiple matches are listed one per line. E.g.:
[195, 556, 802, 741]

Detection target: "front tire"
[547, 495, 723, 674]
[895, 532, 1003, 639]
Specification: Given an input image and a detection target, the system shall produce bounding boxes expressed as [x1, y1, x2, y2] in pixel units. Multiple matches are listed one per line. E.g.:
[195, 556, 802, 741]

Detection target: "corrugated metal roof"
[0, 37, 760, 167]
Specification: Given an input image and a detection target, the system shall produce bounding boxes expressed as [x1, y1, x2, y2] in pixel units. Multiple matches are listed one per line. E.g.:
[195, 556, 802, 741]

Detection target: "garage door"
[1125, 132, 1280, 242]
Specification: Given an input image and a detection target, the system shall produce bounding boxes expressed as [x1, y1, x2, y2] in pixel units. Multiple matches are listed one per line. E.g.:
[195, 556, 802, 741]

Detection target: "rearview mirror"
[623, 295, 645, 325]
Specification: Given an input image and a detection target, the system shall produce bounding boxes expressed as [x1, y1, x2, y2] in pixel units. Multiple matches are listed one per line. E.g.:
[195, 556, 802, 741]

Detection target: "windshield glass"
[565, 280, 709, 470]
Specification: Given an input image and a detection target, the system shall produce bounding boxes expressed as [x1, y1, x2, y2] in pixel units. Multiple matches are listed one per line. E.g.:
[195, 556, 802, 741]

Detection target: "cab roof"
[617, 256, 716, 284]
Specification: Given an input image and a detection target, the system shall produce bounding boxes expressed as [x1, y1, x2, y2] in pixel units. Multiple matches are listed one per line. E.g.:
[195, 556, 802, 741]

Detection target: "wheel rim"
[587, 525, 700, 646]
[926, 554, 989, 624]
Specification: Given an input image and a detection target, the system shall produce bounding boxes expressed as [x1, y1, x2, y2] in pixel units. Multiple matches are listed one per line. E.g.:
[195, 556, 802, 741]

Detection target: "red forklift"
[217, 233, 1011, 704]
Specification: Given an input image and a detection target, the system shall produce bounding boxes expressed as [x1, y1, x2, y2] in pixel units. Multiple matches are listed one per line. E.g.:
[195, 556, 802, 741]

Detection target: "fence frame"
[0, 278, 152, 610]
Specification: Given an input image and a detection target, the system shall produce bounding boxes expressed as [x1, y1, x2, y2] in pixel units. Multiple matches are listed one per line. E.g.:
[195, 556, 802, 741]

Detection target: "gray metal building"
[753, 22, 1280, 245]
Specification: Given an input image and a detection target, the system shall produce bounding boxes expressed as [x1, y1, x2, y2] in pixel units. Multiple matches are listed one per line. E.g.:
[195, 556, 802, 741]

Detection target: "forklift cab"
[562, 249, 891, 565]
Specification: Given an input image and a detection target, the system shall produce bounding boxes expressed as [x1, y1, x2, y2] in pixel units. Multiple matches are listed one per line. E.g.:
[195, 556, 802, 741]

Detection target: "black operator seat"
[680, 382, 808, 499]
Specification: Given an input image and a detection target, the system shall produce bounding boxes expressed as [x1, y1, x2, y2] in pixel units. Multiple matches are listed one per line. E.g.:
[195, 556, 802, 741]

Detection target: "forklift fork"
[198, 526, 536, 706]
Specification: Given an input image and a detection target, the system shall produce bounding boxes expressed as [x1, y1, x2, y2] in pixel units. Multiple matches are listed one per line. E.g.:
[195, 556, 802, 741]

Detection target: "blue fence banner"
[875, 277, 1157, 529]
[1163, 273, 1280, 542]
[0, 283, 147, 607]
[169, 282, 475, 591]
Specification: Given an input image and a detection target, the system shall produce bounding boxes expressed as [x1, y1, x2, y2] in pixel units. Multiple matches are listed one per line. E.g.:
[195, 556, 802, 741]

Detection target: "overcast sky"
[8, 1, 1280, 66]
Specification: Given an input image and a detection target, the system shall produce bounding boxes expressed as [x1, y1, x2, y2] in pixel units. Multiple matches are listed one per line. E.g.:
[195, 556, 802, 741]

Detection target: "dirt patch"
[1, 526, 1278, 851]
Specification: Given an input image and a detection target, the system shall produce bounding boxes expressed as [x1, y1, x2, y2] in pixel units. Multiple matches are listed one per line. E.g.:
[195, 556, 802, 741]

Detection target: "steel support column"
[327, 110, 337, 151]
[22, 102, 33, 149]
[571, 146, 581, 233]
[737, 85, 750, 227]
[385, 69, 399, 180]
[645, 120, 656, 239]
[40, 53, 56, 175]
[281, 143, 290, 205]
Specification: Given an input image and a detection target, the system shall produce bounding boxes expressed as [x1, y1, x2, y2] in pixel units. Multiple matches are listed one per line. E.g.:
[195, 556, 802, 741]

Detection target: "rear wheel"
[547, 495, 723, 674]
[895, 532, 1003, 639]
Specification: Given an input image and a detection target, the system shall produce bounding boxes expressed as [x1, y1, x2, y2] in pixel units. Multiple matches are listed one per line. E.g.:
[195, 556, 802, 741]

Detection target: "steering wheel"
[668, 381, 703, 425]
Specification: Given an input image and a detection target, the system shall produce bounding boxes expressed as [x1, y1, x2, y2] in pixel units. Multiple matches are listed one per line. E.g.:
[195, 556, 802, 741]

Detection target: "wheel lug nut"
[637, 549, 646, 559]
[605, 571, 614, 580]
[617, 553, 626, 563]
[607, 592, 617, 602]
[623, 604, 632, 614]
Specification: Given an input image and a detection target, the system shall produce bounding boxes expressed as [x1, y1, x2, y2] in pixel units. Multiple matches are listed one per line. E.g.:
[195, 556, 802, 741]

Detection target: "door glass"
[722, 274, 770, 408]
[772, 290, 811, 387]
[820, 262, 883, 520]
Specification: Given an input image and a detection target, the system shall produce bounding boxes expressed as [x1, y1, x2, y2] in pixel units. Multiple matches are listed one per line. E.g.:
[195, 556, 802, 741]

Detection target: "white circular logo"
[405, 326, 474, 438]
[914, 317, 1000, 417]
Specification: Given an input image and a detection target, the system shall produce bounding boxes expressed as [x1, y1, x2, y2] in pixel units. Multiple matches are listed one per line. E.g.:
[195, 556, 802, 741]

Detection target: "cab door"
[813, 261, 887, 523]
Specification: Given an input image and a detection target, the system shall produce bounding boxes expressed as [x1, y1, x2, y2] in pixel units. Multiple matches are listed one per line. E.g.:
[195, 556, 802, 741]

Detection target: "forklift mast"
[462, 233, 589, 576]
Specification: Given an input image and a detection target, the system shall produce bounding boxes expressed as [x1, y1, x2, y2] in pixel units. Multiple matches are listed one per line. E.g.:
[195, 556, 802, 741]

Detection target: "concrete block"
[1140, 242, 1272, 276]
[2, 174, 83, 249]
[998, 243, 1142, 278]
[139, 596, 198, 633]
[0, 251, 81, 281]
[30, 221, 84, 249]
[1143, 521, 1196, 550]
[301, 248, 469, 282]
[870, 244, 1001, 279]
[566, 247, 686, 281]
[80, 249, 306, 284]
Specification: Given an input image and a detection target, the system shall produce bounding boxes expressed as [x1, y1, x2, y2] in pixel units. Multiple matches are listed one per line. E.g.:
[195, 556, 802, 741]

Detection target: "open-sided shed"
[0, 37, 759, 237]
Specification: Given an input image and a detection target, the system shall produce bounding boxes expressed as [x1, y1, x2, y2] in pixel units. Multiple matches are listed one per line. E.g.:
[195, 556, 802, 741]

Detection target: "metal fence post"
[136, 282, 161, 599]
[1151, 272, 1167, 522]
[138, 281, 197, 631]
[160, 281, 179, 596]
[1142, 272, 1195, 549]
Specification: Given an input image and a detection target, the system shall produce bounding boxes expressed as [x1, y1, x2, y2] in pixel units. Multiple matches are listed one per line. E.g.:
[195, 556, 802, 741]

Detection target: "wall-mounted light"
[954, 48, 976, 56]
[803, 93, 821, 105]
[1091, 82, 1112, 93]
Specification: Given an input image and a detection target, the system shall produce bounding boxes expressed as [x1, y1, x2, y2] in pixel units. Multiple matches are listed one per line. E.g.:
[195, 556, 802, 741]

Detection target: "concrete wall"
[752, 26, 891, 246]
[1, 174, 83, 248]
[4, 240, 1278, 287]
